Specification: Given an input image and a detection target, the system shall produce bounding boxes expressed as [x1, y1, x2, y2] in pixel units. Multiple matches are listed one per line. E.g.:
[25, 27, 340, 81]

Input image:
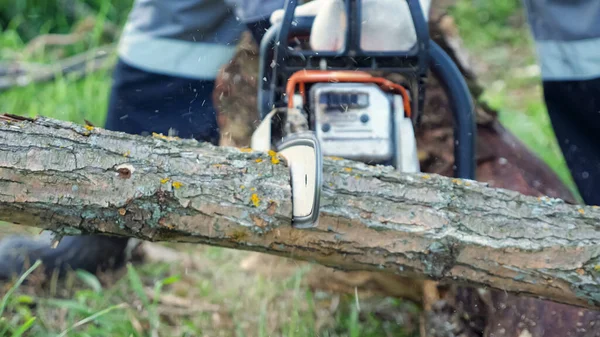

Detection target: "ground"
[0, 1, 578, 336]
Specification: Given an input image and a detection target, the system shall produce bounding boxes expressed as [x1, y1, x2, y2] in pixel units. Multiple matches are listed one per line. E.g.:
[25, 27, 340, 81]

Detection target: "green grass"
[0, 0, 586, 335]
[0, 0, 119, 128]
[480, 76, 580, 199]
[448, 0, 529, 50]
[0, 68, 113, 126]
[0, 0, 132, 42]
[0, 245, 417, 336]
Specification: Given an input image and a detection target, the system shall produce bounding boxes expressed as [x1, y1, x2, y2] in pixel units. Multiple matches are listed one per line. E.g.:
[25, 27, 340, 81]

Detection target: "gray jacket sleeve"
[116, 0, 285, 80]
[224, 0, 285, 22]
[117, 0, 246, 80]
[522, 0, 600, 81]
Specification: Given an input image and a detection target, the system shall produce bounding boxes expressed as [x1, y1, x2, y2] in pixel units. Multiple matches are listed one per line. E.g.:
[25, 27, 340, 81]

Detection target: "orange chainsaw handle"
[285, 70, 412, 117]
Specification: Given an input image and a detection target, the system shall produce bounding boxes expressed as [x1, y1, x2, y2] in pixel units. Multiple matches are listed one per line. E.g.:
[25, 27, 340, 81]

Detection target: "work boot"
[0, 232, 130, 281]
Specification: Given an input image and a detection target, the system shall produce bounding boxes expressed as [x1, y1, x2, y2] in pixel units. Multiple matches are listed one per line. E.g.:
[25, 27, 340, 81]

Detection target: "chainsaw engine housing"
[309, 83, 395, 164]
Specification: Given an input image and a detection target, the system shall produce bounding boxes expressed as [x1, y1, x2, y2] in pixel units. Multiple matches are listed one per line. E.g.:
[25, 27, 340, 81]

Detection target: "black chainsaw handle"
[257, 16, 314, 121]
[429, 40, 477, 180]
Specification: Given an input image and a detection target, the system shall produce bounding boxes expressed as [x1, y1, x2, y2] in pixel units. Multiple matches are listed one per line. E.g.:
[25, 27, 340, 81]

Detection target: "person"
[1, 0, 599, 281]
[521, 0, 600, 207]
[0, 0, 285, 281]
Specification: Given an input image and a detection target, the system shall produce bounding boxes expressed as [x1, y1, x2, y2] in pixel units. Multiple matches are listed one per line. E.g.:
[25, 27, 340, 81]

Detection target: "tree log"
[1, 115, 600, 311]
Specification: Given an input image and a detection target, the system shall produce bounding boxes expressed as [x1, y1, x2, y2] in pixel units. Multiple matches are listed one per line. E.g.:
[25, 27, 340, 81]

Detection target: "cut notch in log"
[1, 115, 600, 311]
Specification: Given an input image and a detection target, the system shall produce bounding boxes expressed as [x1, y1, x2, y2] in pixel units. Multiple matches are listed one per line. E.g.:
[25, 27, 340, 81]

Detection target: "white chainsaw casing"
[251, 108, 278, 152]
[252, 87, 421, 172]
[393, 95, 421, 173]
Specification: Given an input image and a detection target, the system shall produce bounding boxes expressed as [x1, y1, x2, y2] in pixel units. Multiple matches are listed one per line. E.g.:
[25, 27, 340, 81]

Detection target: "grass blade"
[10, 317, 36, 337]
[42, 298, 94, 315]
[56, 302, 128, 337]
[0, 260, 42, 317]
[126, 263, 150, 307]
[127, 263, 161, 334]
[76, 270, 103, 293]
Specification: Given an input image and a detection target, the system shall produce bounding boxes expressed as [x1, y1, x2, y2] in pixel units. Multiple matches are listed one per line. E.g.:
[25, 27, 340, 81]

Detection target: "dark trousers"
[543, 77, 600, 206]
[104, 20, 271, 141]
[104, 60, 221, 144]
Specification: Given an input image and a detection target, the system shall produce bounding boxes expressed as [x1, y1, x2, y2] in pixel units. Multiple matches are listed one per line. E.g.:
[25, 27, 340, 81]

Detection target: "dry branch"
[0, 45, 115, 91]
[1, 115, 600, 310]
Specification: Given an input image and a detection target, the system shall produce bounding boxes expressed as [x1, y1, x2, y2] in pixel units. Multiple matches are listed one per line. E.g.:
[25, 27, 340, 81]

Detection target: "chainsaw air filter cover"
[310, 82, 397, 164]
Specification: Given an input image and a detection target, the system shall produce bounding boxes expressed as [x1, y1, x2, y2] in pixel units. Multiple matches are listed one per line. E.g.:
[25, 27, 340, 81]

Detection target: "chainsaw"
[251, 0, 476, 228]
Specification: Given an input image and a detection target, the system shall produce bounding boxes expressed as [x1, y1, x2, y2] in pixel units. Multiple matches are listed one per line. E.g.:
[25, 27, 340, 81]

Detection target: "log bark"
[1, 115, 600, 312]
